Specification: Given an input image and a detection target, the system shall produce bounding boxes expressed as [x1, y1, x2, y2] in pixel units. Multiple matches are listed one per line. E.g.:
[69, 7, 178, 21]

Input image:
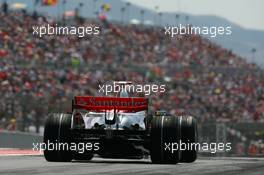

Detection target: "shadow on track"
[72, 159, 152, 164]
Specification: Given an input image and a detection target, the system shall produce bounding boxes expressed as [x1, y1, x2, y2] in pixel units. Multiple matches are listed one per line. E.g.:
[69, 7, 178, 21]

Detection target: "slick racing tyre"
[44, 113, 72, 162]
[179, 116, 198, 163]
[74, 153, 94, 161]
[150, 116, 181, 164]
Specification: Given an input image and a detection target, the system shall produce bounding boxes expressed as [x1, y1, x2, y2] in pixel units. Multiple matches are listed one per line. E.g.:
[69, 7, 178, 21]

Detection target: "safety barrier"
[0, 130, 42, 149]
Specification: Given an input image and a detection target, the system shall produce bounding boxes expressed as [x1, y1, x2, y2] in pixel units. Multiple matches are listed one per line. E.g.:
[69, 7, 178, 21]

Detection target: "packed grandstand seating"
[0, 11, 264, 133]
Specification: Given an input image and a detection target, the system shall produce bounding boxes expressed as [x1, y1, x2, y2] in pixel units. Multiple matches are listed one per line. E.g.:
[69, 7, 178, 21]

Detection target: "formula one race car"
[43, 96, 198, 164]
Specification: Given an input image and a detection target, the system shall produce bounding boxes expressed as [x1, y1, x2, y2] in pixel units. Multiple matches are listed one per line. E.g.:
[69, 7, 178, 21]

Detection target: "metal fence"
[199, 122, 264, 157]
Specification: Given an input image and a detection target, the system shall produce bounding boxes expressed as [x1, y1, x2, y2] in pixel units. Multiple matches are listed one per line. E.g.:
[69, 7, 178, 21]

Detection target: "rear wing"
[73, 96, 148, 113]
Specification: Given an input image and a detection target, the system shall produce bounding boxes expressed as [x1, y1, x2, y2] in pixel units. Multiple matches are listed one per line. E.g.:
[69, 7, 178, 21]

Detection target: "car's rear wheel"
[179, 116, 198, 163]
[150, 116, 181, 164]
[74, 153, 94, 161]
[44, 113, 72, 162]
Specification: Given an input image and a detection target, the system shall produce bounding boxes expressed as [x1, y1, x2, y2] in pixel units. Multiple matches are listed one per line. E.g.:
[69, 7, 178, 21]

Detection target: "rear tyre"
[44, 113, 72, 162]
[74, 153, 94, 161]
[179, 116, 198, 163]
[150, 116, 181, 164]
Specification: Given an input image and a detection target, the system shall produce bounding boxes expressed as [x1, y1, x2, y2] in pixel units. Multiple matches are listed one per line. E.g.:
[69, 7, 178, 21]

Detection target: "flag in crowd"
[42, 0, 57, 6]
[64, 10, 75, 17]
[10, 3, 27, 10]
[101, 3, 111, 12]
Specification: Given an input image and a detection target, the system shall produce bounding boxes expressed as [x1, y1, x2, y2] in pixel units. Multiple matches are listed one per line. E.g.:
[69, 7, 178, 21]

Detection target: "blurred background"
[0, 0, 263, 157]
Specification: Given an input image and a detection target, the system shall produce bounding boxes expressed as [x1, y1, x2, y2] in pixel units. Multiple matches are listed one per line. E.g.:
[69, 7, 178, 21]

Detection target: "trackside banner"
[74, 96, 148, 112]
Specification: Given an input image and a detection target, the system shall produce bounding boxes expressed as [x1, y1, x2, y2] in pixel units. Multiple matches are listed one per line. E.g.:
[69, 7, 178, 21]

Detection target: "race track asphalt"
[0, 156, 264, 175]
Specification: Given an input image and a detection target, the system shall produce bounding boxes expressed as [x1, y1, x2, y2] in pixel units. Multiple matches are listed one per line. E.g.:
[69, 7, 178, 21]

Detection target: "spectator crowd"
[0, 10, 264, 133]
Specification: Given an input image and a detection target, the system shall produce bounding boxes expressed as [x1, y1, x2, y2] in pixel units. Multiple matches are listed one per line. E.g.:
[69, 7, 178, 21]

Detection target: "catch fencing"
[199, 122, 264, 157]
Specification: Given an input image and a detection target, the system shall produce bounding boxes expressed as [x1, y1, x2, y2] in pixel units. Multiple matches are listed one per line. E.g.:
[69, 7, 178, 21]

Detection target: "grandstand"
[0, 8, 264, 156]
